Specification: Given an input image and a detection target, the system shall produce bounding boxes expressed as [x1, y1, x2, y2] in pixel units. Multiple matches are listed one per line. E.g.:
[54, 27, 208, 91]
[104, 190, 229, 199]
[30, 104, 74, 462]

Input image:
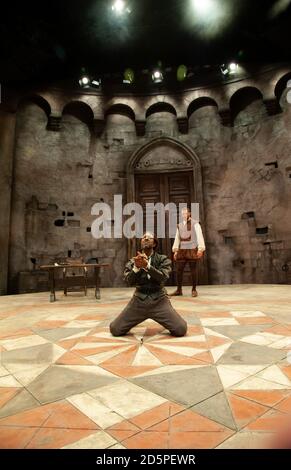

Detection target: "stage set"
[1, 0, 291, 452]
[0, 285, 290, 449]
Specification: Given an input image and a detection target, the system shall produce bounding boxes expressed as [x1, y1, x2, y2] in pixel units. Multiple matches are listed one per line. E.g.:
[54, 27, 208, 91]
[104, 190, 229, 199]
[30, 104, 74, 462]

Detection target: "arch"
[187, 97, 218, 118]
[17, 94, 51, 117]
[274, 72, 291, 102]
[229, 86, 264, 121]
[146, 102, 177, 118]
[128, 137, 201, 171]
[105, 103, 135, 121]
[126, 137, 206, 272]
[62, 101, 94, 125]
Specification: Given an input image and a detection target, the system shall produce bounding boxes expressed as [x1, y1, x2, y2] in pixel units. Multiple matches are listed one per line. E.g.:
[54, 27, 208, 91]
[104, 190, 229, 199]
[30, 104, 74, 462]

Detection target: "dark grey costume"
[110, 251, 187, 337]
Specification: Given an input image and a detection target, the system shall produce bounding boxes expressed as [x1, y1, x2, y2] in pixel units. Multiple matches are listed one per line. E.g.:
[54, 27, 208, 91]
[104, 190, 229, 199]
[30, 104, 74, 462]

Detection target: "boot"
[169, 288, 183, 296]
[192, 288, 198, 297]
[169, 264, 184, 296]
[190, 262, 198, 298]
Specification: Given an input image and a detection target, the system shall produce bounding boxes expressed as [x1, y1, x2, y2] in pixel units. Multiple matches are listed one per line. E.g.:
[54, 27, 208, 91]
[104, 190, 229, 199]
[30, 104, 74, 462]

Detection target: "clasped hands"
[134, 251, 149, 270]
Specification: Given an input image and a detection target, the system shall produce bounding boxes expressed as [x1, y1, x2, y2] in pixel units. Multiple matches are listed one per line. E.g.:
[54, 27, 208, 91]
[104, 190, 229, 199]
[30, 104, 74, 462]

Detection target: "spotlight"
[79, 75, 90, 88]
[152, 69, 163, 84]
[191, 0, 214, 16]
[91, 79, 101, 88]
[229, 62, 238, 74]
[177, 64, 188, 82]
[220, 63, 238, 76]
[112, 1, 131, 14]
[123, 68, 135, 84]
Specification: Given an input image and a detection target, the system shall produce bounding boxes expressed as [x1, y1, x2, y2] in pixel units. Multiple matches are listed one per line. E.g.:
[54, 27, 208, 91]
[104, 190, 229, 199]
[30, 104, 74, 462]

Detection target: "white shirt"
[172, 220, 205, 252]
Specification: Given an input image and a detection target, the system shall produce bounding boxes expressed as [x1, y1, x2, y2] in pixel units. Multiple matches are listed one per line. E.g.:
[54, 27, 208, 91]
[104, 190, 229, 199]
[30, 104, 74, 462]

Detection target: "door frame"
[126, 137, 208, 283]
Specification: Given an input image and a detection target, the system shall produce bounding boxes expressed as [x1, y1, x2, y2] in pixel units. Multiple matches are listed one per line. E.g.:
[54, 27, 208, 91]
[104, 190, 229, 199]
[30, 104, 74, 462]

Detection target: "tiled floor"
[0, 285, 291, 449]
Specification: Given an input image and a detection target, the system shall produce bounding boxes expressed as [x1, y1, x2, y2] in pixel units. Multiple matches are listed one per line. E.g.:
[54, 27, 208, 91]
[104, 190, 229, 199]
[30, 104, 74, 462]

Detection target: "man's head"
[140, 232, 158, 251]
[181, 207, 191, 222]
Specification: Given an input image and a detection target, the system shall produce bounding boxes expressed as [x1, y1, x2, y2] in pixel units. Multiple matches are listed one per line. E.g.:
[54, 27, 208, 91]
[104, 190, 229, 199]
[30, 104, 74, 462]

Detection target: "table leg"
[94, 267, 101, 300]
[49, 269, 56, 302]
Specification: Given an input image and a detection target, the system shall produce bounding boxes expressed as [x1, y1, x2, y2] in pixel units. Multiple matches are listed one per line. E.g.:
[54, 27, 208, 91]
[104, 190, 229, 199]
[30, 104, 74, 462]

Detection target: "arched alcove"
[230, 86, 264, 123]
[274, 72, 291, 109]
[18, 94, 51, 117]
[187, 97, 218, 118]
[127, 137, 208, 284]
[145, 103, 178, 137]
[62, 101, 94, 126]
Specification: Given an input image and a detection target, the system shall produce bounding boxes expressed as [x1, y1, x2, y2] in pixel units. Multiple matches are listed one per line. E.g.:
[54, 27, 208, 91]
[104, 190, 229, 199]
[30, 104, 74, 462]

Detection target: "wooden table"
[40, 263, 110, 302]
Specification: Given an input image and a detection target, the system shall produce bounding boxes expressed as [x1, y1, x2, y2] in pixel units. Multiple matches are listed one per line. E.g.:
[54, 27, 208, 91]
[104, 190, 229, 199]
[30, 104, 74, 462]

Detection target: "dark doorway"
[135, 171, 199, 285]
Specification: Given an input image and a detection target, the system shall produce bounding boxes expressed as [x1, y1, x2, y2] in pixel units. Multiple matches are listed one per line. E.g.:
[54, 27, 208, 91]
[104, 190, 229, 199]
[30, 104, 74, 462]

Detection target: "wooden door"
[135, 171, 202, 285]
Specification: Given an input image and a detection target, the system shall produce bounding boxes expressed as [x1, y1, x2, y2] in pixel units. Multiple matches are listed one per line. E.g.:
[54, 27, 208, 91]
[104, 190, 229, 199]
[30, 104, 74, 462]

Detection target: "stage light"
[177, 64, 188, 82]
[229, 62, 238, 74]
[91, 79, 101, 88]
[191, 0, 214, 16]
[220, 63, 238, 76]
[112, 1, 131, 15]
[152, 69, 163, 84]
[79, 76, 90, 88]
[123, 68, 135, 84]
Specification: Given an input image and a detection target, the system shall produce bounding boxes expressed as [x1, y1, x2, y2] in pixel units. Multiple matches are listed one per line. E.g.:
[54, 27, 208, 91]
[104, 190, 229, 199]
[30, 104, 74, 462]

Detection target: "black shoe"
[169, 289, 183, 296]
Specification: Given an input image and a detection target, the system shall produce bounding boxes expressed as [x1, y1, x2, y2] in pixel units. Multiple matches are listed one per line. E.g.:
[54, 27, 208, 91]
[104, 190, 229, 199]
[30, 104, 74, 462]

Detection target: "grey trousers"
[110, 294, 187, 337]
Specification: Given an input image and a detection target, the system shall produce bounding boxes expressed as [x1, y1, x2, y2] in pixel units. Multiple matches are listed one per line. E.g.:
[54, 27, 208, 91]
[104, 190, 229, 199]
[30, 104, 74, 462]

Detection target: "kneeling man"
[110, 232, 187, 337]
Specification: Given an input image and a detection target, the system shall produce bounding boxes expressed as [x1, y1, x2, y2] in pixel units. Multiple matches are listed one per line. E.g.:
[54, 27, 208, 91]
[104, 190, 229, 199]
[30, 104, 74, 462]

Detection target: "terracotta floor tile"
[200, 312, 232, 318]
[146, 344, 206, 365]
[75, 345, 124, 356]
[227, 394, 269, 428]
[100, 345, 138, 366]
[130, 402, 184, 430]
[107, 429, 139, 441]
[0, 388, 20, 409]
[0, 403, 54, 427]
[167, 409, 228, 432]
[0, 329, 33, 340]
[237, 317, 275, 325]
[206, 336, 231, 348]
[246, 410, 287, 432]
[280, 365, 291, 381]
[193, 351, 214, 363]
[34, 321, 67, 329]
[44, 402, 99, 429]
[230, 390, 291, 408]
[107, 420, 140, 432]
[26, 427, 94, 449]
[123, 431, 169, 449]
[169, 430, 234, 449]
[99, 365, 159, 378]
[78, 336, 123, 344]
[186, 326, 204, 335]
[264, 326, 291, 336]
[156, 341, 206, 349]
[56, 352, 93, 365]
[274, 395, 291, 413]
[0, 426, 38, 449]
[57, 338, 79, 350]
[76, 315, 106, 320]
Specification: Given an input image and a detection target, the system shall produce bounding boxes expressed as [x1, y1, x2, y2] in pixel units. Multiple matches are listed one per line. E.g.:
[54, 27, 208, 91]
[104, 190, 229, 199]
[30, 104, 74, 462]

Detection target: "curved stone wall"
[1, 65, 291, 292]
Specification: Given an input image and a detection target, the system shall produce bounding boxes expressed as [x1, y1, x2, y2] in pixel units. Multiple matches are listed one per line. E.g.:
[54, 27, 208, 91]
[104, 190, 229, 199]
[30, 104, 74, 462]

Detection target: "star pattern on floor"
[0, 288, 291, 448]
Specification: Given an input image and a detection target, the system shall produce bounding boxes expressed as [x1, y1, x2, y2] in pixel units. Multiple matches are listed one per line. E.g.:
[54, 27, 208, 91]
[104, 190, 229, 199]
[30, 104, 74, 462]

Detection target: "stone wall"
[1, 65, 291, 293]
[0, 110, 16, 294]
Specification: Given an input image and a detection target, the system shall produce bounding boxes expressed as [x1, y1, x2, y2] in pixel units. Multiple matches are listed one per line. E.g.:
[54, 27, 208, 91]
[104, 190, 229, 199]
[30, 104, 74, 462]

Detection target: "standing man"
[110, 232, 187, 337]
[170, 207, 205, 297]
